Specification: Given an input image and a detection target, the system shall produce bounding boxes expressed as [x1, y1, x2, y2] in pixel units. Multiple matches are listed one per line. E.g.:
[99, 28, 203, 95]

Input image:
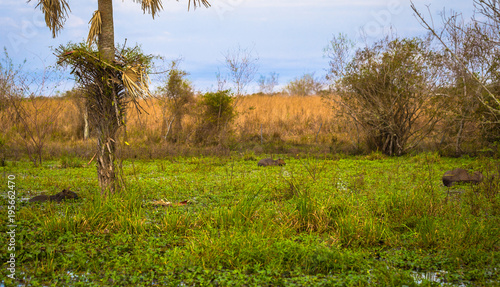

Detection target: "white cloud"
[66, 15, 86, 28]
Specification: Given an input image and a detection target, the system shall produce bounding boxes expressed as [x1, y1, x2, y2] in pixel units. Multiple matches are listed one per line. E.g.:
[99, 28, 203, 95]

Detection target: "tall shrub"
[325, 36, 444, 155]
[156, 60, 195, 143]
[195, 90, 236, 145]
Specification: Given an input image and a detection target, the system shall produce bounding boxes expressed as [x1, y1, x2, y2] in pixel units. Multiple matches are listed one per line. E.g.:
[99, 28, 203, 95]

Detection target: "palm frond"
[122, 65, 153, 99]
[57, 43, 155, 128]
[87, 10, 102, 47]
[132, 0, 210, 17]
[29, 0, 71, 38]
[187, 0, 211, 10]
[133, 0, 164, 19]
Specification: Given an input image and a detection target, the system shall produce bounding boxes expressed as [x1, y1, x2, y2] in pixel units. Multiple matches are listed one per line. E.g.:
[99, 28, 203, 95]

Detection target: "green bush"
[195, 90, 236, 145]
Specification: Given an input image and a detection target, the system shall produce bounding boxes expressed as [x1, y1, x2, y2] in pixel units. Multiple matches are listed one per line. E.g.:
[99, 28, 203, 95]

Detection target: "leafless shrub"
[412, 1, 500, 144]
[1, 53, 63, 166]
[257, 72, 279, 95]
[222, 45, 259, 98]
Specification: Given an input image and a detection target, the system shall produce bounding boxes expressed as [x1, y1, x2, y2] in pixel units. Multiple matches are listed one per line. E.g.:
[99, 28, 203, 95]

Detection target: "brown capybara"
[29, 189, 79, 203]
[442, 168, 483, 187]
[257, 158, 286, 167]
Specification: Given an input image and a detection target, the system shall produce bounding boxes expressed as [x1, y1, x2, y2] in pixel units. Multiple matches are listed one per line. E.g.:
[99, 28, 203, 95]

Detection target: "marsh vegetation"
[1, 154, 499, 286]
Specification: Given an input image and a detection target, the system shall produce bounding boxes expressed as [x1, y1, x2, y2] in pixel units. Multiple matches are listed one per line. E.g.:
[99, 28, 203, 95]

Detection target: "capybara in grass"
[258, 158, 286, 167]
[29, 189, 79, 203]
[442, 168, 483, 187]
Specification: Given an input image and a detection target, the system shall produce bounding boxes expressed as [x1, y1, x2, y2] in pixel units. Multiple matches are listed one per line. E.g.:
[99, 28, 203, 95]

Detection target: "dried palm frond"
[57, 42, 155, 130]
[133, 0, 164, 18]
[143, 0, 163, 18]
[188, 0, 211, 10]
[133, 0, 210, 15]
[87, 10, 102, 47]
[30, 0, 71, 38]
[122, 64, 153, 100]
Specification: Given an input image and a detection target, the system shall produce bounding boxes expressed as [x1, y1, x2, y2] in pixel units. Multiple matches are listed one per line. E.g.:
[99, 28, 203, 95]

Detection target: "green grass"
[1, 153, 499, 286]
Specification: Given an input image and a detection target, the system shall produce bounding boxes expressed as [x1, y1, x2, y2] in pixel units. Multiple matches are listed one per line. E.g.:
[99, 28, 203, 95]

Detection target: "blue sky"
[1, 0, 475, 93]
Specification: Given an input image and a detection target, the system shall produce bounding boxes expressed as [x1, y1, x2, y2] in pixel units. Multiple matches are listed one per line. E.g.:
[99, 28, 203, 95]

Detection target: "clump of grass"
[158, 209, 197, 235]
[58, 155, 84, 168]
[287, 189, 334, 233]
[365, 150, 387, 160]
[332, 208, 389, 247]
[409, 151, 442, 166]
[205, 190, 264, 230]
[240, 150, 257, 161]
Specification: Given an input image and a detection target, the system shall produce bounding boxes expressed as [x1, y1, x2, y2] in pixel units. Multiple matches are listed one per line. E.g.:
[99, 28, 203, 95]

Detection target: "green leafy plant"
[194, 90, 236, 145]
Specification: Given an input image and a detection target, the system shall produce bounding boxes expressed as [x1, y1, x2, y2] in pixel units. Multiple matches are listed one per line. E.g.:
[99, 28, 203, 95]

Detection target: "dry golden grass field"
[0, 93, 484, 161]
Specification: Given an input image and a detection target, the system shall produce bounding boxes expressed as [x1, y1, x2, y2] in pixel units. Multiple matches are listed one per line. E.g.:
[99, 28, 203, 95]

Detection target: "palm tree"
[30, 0, 210, 196]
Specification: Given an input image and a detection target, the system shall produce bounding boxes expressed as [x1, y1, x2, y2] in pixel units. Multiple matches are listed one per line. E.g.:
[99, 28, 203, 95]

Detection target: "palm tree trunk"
[98, 0, 115, 62]
[96, 0, 117, 196]
[96, 122, 117, 196]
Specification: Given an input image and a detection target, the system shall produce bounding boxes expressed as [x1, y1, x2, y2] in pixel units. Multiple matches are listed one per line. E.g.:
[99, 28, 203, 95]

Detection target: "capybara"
[442, 168, 483, 187]
[29, 189, 79, 203]
[257, 158, 286, 167]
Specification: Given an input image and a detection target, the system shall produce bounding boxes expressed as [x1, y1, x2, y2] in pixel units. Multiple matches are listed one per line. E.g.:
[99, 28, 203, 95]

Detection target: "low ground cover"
[1, 153, 499, 286]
